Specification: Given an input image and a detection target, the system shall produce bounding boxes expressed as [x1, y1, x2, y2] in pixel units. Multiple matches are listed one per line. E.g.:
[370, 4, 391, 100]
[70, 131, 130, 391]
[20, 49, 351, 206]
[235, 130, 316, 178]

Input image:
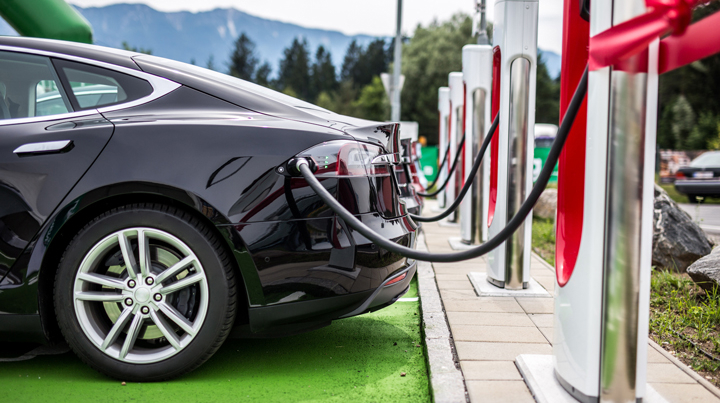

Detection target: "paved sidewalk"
[420, 204, 720, 403]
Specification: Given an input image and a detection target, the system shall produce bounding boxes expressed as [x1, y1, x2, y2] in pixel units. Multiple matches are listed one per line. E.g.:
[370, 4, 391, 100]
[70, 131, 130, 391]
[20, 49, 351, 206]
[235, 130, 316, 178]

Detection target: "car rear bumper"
[226, 212, 418, 334]
[674, 180, 720, 196]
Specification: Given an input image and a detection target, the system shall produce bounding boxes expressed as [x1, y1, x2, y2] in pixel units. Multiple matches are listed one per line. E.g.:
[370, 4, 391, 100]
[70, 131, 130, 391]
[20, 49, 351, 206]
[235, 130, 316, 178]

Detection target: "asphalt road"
[679, 203, 720, 238]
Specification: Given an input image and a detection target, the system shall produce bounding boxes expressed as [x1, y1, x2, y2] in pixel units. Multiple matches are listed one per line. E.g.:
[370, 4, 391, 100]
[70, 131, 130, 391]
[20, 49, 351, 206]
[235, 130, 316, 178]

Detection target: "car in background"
[0, 37, 417, 381]
[36, 84, 117, 116]
[674, 151, 720, 203]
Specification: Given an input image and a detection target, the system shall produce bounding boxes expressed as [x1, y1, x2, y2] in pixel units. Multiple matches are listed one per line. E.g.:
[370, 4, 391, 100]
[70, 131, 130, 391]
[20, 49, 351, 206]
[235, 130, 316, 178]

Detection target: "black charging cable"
[417, 132, 466, 197]
[411, 115, 498, 222]
[290, 66, 587, 263]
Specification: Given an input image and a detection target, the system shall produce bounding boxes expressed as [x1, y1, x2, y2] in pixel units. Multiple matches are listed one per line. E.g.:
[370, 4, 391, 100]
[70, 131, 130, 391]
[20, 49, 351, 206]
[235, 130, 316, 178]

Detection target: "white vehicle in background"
[37, 84, 118, 116]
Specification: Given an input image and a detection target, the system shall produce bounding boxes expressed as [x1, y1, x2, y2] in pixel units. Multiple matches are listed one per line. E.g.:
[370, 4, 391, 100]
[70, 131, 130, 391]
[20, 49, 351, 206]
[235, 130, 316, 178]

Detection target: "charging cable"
[289, 66, 587, 263]
[417, 132, 465, 197]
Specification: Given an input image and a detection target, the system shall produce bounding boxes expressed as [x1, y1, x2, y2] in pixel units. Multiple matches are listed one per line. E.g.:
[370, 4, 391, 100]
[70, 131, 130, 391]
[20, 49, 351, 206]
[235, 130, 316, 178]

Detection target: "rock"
[653, 184, 713, 272]
[687, 246, 720, 292]
[533, 188, 557, 220]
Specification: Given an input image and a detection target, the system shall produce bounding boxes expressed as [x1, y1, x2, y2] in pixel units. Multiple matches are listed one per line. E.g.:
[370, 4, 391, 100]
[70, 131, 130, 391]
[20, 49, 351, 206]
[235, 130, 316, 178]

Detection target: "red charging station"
[486, 0, 538, 290]
[447, 72, 464, 223]
[550, 0, 720, 401]
[437, 87, 450, 209]
[460, 44, 493, 244]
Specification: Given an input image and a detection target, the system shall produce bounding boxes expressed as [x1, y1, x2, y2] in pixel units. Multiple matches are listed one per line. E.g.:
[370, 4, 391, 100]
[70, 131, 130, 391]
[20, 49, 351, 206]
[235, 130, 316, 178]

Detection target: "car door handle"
[13, 140, 74, 156]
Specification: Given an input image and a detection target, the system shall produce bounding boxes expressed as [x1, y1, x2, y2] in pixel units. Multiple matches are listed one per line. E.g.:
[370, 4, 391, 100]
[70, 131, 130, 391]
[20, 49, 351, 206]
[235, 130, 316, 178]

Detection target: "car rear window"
[690, 152, 720, 168]
[52, 59, 152, 110]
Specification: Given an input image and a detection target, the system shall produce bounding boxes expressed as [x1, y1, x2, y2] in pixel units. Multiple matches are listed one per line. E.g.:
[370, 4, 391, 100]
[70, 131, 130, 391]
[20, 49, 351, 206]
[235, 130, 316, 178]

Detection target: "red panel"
[555, 0, 589, 287]
[659, 11, 720, 74]
[488, 46, 501, 227]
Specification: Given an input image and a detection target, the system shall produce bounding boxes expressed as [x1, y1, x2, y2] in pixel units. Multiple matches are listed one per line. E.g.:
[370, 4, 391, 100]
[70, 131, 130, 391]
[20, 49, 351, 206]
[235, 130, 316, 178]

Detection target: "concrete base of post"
[515, 355, 669, 403]
[448, 237, 477, 250]
[468, 272, 550, 297]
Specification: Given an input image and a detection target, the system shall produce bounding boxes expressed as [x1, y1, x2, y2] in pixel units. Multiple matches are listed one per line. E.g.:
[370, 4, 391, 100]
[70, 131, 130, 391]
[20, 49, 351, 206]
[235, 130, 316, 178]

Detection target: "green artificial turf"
[0, 279, 430, 403]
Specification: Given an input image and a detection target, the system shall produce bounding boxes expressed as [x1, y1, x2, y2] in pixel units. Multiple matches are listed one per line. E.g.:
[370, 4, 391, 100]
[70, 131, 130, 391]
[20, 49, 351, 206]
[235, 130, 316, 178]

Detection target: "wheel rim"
[73, 228, 209, 364]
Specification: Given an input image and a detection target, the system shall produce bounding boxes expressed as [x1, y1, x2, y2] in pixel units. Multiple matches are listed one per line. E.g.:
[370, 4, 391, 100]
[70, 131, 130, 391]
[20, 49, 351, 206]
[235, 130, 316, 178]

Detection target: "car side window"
[0, 51, 72, 120]
[52, 59, 153, 110]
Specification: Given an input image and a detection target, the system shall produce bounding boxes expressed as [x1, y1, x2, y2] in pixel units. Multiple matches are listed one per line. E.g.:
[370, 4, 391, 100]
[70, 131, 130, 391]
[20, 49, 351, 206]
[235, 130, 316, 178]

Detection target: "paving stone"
[647, 345, 670, 363]
[533, 276, 556, 293]
[455, 342, 552, 361]
[466, 380, 535, 403]
[442, 298, 524, 313]
[439, 289, 478, 300]
[461, 360, 522, 380]
[651, 382, 720, 402]
[516, 297, 554, 314]
[433, 266, 479, 275]
[435, 274, 472, 281]
[647, 363, 697, 384]
[539, 327, 554, 345]
[528, 313, 553, 328]
[451, 325, 548, 343]
[436, 280, 475, 290]
[447, 312, 536, 327]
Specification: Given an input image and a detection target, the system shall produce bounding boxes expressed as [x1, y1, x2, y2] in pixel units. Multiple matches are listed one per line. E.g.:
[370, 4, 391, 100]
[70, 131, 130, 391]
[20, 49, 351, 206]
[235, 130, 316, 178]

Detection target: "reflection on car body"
[0, 36, 417, 381]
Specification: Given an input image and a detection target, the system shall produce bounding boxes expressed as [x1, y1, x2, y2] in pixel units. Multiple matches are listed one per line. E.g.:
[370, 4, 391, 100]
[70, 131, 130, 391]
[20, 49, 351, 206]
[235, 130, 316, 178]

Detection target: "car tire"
[54, 203, 236, 381]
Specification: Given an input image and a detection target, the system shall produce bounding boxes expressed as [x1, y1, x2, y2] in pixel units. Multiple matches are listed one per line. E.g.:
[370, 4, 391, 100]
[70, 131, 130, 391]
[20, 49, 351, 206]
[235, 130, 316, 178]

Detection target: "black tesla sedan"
[674, 151, 720, 203]
[0, 37, 417, 381]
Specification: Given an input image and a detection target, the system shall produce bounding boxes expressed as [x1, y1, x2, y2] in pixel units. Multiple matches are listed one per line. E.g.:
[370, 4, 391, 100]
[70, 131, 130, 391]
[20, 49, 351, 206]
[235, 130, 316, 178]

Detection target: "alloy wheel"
[72, 227, 209, 364]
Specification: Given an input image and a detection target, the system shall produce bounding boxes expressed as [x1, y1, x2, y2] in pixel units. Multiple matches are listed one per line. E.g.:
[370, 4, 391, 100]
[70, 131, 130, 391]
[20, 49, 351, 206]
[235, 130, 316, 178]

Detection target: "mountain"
[0, 3, 561, 79]
[0, 3, 377, 75]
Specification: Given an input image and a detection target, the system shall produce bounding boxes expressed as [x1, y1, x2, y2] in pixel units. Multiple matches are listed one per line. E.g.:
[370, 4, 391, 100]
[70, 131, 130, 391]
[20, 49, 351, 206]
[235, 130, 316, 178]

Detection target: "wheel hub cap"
[134, 287, 151, 303]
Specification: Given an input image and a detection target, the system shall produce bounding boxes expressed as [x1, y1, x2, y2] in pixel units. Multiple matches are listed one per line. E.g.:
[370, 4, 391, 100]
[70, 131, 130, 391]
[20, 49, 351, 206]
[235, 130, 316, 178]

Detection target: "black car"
[0, 37, 417, 381]
[674, 151, 720, 203]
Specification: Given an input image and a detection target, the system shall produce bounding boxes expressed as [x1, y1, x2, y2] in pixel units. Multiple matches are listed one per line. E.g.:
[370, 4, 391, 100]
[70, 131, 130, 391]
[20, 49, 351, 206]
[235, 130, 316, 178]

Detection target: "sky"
[68, 0, 565, 54]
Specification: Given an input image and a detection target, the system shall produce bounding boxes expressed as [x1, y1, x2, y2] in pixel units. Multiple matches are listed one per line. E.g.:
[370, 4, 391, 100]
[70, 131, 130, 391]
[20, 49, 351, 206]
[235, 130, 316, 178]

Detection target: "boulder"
[653, 184, 713, 272]
[687, 246, 720, 292]
[533, 188, 557, 220]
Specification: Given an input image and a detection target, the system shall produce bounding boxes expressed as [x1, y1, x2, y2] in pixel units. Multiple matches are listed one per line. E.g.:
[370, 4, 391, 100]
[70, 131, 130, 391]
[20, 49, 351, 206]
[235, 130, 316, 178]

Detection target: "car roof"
[0, 36, 141, 70]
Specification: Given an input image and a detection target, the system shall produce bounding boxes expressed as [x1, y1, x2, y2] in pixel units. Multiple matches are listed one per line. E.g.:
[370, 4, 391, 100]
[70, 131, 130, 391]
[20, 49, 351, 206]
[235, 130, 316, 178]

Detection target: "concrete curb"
[416, 231, 467, 403]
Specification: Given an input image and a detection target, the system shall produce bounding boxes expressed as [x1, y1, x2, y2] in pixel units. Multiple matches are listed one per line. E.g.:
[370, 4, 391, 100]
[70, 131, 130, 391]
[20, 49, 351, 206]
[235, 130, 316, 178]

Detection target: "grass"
[0, 279, 430, 403]
[649, 270, 720, 386]
[658, 182, 720, 205]
[531, 217, 555, 267]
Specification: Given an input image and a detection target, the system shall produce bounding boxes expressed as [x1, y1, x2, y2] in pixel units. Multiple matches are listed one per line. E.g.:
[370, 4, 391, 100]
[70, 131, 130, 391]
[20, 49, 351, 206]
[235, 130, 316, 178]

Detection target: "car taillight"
[384, 272, 407, 286]
[676, 171, 686, 179]
[298, 140, 390, 177]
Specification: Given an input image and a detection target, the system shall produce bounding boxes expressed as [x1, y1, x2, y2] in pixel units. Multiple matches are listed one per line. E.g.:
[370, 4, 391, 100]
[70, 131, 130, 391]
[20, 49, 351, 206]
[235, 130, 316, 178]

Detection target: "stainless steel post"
[599, 1, 648, 401]
[391, 0, 403, 122]
[504, 58, 531, 290]
[470, 88, 487, 243]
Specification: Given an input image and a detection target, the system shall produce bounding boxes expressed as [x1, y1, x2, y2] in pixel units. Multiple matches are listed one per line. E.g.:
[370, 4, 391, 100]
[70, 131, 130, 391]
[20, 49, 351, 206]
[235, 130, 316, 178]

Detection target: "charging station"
[485, 0, 537, 290]
[550, 0, 657, 401]
[460, 44, 493, 244]
[437, 87, 450, 209]
[446, 72, 464, 223]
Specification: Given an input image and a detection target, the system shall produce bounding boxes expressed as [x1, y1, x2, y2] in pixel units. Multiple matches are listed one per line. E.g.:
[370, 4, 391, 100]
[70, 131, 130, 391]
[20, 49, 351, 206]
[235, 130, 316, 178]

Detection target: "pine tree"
[311, 46, 338, 101]
[255, 61, 273, 88]
[228, 33, 258, 81]
[277, 38, 312, 101]
[341, 40, 362, 85]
